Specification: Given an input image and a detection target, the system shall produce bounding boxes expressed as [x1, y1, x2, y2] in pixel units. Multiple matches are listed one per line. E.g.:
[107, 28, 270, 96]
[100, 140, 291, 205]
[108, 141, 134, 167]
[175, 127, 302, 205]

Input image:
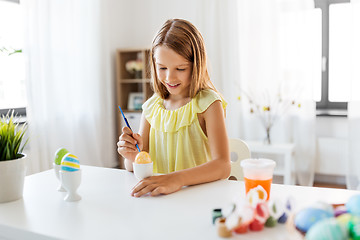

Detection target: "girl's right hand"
[117, 127, 143, 161]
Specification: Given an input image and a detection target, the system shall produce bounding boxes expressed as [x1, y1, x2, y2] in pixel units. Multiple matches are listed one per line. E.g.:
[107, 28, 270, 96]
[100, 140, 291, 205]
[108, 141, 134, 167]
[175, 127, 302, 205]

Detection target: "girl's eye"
[159, 67, 167, 70]
[177, 68, 185, 71]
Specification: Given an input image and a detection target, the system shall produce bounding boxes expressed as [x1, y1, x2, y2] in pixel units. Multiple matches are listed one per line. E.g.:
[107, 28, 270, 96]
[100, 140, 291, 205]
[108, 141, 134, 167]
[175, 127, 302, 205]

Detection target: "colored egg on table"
[61, 153, 80, 172]
[54, 148, 69, 165]
[346, 195, 360, 216]
[306, 218, 347, 240]
[349, 216, 360, 240]
[336, 213, 352, 229]
[135, 151, 152, 164]
[294, 208, 333, 233]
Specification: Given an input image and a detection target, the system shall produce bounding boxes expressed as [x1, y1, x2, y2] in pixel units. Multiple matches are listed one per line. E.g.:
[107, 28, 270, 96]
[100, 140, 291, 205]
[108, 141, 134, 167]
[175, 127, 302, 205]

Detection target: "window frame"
[314, 0, 350, 113]
[0, 0, 26, 116]
[0, 107, 26, 117]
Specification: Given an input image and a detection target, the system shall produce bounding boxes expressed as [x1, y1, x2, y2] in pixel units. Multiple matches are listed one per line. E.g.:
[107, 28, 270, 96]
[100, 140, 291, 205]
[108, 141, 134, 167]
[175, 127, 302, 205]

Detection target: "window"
[314, 0, 351, 113]
[0, 0, 26, 116]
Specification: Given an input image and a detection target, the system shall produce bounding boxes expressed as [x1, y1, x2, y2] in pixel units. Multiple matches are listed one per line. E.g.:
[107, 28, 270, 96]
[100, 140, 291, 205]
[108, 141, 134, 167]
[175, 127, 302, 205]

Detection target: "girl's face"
[154, 46, 192, 99]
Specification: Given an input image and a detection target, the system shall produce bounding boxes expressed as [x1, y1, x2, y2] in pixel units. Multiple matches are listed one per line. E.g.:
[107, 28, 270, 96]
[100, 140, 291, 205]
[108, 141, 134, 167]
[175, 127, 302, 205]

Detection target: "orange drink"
[241, 158, 276, 201]
[244, 177, 273, 201]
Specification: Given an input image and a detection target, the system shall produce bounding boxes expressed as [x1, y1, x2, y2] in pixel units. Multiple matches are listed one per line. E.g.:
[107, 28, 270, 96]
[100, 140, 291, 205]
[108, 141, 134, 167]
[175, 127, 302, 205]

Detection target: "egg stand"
[60, 169, 82, 202]
[53, 163, 66, 192]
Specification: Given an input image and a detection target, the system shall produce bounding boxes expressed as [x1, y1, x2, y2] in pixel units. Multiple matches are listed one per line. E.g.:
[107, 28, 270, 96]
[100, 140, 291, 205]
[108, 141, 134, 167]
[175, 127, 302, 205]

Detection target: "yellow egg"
[135, 151, 152, 164]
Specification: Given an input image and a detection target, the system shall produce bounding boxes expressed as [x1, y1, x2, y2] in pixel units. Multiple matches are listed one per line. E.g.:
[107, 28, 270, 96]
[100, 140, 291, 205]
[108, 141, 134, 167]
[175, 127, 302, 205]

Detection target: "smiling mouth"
[166, 83, 180, 88]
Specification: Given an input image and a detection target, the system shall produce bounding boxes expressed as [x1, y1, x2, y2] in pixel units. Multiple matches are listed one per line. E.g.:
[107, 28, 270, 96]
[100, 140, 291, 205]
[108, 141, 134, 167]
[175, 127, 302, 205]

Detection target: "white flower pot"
[0, 154, 27, 203]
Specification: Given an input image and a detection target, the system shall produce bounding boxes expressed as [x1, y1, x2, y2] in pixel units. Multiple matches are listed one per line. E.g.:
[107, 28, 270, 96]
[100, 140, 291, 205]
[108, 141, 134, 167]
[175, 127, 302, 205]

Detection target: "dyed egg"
[346, 195, 360, 216]
[306, 218, 347, 240]
[135, 151, 152, 164]
[294, 208, 333, 233]
[61, 153, 80, 172]
[348, 216, 360, 240]
[54, 148, 69, 165]
[336, 213, 352, 228]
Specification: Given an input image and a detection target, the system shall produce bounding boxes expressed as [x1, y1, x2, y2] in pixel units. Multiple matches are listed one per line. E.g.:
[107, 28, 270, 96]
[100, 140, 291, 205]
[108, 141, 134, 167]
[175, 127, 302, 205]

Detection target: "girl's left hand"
[131, 174, 183, 197]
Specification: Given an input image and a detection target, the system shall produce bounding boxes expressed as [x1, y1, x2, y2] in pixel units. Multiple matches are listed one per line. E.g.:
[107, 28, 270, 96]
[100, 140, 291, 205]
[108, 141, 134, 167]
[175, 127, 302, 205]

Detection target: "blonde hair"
[150, 19, 217, 99]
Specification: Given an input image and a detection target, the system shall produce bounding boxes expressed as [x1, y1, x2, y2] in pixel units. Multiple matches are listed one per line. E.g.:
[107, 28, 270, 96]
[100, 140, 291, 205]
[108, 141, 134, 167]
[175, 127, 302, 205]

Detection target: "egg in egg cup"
[59, 153, 81, 202]
[53, 148, 69, 192]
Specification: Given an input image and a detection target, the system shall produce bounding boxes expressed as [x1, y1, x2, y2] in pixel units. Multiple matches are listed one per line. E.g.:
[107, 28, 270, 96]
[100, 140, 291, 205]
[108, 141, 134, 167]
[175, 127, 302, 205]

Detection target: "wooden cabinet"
[115, 48, 153, 167]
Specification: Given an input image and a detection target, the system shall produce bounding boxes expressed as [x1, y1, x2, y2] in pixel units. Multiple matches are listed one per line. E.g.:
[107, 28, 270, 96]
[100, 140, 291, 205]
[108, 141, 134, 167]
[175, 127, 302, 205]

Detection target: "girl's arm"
[131, 100, 231, 197]
[118, 113, 150, 172]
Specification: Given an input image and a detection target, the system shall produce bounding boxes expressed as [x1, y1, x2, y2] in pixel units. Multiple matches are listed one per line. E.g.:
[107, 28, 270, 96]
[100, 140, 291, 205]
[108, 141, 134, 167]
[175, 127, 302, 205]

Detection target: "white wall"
[315, 116, 348, 184]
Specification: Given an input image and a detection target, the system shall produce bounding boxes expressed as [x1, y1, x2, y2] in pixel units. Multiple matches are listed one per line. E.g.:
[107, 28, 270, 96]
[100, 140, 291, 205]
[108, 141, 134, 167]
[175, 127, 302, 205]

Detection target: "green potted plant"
[0, 110, 28, 203]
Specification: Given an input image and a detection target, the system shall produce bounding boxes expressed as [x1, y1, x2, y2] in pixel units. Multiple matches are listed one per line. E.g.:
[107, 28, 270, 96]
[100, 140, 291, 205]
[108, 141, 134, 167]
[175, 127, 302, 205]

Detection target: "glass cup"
[241, 158, 276, 201]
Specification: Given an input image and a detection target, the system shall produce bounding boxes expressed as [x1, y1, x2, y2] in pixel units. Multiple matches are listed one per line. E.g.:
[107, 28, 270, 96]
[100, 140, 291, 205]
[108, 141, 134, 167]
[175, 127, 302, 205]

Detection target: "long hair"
[150, 19, 217, 99]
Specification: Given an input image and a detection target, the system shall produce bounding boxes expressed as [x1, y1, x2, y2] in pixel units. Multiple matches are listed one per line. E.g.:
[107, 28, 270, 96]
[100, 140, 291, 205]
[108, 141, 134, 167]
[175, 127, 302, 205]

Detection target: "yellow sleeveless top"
[142, 89, 227, 174]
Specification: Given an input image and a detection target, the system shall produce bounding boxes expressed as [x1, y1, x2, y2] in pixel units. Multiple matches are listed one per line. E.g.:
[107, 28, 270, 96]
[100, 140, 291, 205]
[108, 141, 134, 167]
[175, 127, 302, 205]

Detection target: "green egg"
[306, 218, 347, 240]
[54, 148, 69, 165]
[349, 216, 360, 240]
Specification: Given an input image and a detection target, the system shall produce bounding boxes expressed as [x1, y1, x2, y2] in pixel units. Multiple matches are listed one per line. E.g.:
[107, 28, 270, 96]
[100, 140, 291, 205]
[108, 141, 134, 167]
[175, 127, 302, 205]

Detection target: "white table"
[0, 166, 358, 240]
[247, 141, 295, 185]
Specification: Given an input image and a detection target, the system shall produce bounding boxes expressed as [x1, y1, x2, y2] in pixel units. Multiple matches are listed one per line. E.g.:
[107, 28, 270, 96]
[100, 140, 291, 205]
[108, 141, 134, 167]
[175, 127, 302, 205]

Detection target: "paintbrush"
[118, 106, 141, 152]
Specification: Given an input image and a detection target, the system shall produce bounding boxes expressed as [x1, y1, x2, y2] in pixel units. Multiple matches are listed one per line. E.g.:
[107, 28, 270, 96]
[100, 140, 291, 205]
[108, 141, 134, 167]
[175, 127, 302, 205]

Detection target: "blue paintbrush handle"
[118, 106, 141, 152]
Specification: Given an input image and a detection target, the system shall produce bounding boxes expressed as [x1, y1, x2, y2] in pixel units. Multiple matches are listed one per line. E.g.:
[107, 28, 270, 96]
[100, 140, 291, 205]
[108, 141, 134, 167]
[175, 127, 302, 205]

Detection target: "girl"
[117, 19, 230, 197]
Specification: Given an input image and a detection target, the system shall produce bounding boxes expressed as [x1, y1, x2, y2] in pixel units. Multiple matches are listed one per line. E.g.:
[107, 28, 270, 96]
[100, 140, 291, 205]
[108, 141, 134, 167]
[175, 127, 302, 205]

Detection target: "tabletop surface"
[0, 165, 358, 240]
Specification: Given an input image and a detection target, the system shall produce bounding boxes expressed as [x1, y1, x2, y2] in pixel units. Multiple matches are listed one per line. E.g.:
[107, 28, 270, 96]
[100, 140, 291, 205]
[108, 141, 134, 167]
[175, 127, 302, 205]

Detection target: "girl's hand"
[117, 127, 143, 161]
[131, 173, 183, 197]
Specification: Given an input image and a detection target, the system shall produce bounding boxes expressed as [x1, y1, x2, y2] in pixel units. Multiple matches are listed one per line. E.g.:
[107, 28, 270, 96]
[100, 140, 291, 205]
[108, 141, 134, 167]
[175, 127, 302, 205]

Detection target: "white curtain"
[237, 0, 318, 186]
[194, 0, 242, 136]
[347, 0, 360, 190]
[23, 0, 117, 174]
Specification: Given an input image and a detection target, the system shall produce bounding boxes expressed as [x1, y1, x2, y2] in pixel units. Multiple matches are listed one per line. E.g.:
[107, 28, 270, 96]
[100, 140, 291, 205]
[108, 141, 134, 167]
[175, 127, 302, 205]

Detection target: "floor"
[272, 175, 347, 189]
[313, 182, 346, 189]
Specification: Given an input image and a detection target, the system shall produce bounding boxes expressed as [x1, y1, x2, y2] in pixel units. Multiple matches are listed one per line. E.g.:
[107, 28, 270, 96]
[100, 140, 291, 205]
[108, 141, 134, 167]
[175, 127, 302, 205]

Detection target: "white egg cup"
[60, 169, 82, 202]
[53, 163, 66, 192]
[133, 162, 153, 180]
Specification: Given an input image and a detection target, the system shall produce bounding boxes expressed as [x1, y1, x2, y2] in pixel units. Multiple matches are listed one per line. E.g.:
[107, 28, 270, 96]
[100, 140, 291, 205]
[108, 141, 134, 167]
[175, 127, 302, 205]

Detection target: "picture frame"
[128, 92, 144, 110]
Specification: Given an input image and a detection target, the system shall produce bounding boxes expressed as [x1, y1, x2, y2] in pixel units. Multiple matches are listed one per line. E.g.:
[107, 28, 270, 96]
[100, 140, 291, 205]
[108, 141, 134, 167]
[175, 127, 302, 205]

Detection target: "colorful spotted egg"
[294, 208, 333, 233]
[61, 153, 80, 172]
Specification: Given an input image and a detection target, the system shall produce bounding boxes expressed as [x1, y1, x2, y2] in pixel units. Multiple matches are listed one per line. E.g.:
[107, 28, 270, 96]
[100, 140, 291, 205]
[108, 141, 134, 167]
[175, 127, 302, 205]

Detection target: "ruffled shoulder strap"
[194, 89, 227, 113]
[142, 93, 162, 120]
